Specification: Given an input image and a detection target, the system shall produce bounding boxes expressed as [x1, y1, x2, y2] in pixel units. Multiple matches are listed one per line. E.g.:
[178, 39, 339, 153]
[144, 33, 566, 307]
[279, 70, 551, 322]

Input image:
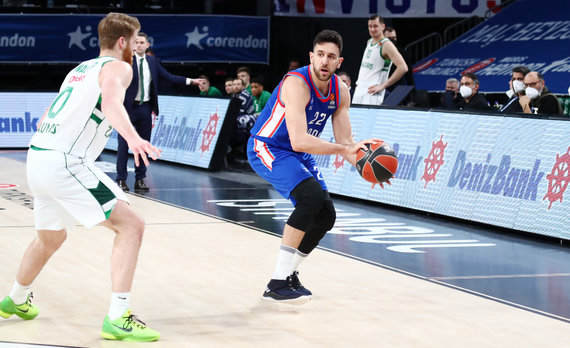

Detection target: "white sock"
[289, 249, 308, 275]
[108, 292, 130, 320]
[9, 280, 30, 304]
[272, 245, 296, 280]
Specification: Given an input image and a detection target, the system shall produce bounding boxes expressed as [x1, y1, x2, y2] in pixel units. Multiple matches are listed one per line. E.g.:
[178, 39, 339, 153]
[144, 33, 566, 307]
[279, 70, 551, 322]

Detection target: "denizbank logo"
[0, 112, 39, 133]
[448, 151, 544, 201]
[152, 115, 204, 152]
[185, 26, 268, 50]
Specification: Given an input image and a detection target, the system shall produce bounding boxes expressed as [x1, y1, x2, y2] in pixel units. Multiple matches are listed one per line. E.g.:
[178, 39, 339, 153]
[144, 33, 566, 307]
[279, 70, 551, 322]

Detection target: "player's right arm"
[99, 60, 161, 166]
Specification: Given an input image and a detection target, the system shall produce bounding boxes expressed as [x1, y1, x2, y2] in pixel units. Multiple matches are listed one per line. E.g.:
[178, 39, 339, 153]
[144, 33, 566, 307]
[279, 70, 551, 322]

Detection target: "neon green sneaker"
[0, 293, 39, 320]
[101, 309, 160, 342]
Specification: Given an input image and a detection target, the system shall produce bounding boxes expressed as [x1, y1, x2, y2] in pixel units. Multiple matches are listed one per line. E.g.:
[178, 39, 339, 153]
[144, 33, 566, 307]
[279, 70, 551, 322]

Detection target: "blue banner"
[0, 14, 269, 63]
[413, 0, 570, 94]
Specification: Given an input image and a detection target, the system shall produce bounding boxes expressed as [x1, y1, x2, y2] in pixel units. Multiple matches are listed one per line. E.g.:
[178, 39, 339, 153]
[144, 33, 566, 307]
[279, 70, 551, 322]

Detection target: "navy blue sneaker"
[290, 271, 312, 296]
[262, 277, 311, 304]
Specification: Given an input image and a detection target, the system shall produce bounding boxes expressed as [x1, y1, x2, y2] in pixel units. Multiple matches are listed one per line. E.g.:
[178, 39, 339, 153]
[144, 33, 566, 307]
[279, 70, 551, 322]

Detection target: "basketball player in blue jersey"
[248, 30, 381, 303]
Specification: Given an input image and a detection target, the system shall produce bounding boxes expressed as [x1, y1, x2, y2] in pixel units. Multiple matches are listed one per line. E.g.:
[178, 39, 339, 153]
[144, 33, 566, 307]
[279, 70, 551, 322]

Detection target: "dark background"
[0, 0, 473, 103]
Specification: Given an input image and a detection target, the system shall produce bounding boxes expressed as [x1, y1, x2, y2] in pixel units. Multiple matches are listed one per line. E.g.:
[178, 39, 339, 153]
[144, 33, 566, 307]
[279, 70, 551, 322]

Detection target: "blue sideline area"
[414, 0, 570, 94]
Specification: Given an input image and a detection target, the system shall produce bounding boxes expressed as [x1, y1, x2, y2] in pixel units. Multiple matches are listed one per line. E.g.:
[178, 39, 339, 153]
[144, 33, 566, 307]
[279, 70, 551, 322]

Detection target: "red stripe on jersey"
[257, 81, 286, 138]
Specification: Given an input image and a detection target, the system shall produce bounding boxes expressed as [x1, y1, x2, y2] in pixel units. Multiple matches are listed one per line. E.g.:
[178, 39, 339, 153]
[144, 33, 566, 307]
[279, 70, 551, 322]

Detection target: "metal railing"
[443, 16, 485, 45]
[403, 32, 443, 65]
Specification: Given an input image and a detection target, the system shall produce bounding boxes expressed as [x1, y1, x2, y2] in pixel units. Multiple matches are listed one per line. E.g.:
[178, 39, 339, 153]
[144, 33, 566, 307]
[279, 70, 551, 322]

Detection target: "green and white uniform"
[27, 56, 128, 230]
[353, 38, 393, 105]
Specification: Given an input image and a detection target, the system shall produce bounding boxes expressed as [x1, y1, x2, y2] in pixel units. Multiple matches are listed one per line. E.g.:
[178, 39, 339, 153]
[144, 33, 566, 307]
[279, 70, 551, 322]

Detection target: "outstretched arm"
[99, 60, 161, 167]
[155, 59, 206, 86]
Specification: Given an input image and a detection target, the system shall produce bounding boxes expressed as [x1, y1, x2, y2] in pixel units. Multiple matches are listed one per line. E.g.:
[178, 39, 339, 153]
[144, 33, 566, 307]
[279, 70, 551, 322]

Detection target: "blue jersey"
[250, 65, 341, 151]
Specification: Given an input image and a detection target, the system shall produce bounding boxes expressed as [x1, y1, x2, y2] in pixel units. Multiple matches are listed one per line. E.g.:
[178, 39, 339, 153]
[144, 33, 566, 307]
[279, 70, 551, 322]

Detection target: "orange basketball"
[355, 141, 398, 184]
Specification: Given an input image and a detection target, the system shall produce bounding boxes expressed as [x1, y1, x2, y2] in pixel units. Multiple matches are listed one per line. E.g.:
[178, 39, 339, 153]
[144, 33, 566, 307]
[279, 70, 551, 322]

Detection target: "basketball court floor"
[1, 149, 570, 347]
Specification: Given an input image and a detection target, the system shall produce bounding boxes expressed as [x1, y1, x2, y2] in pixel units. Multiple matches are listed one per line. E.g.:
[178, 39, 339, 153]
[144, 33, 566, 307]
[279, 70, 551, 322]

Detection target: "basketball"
[355, 141, 398, 184]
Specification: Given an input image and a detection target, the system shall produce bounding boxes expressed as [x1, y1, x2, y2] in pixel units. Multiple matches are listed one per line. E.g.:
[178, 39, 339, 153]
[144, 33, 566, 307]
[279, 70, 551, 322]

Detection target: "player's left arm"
[376, 41, 409, 92]
[332, 81, 380, 166]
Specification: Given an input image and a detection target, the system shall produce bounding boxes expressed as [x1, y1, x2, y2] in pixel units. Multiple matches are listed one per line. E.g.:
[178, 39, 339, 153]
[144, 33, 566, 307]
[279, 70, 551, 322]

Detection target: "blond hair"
[98, 12, 140, 50]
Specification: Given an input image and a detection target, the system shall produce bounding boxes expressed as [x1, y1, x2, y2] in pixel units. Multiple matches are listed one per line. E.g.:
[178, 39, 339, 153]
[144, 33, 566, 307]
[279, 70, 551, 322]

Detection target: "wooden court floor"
[1, 156, 570, 347]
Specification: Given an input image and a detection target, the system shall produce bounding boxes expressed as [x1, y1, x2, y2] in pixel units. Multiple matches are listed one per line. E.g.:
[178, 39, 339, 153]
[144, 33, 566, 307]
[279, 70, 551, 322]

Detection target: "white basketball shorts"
[352, 85, 386, 106]
[26, 148, 129, 230]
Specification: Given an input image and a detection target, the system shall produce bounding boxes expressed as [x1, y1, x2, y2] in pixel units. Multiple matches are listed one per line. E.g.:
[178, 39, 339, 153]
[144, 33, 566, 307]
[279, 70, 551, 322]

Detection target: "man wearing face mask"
[500, 66, 529, 113]
[519, 71, 563, 115]
[457, 73, 492, 111]
[441, 78, 462, 109]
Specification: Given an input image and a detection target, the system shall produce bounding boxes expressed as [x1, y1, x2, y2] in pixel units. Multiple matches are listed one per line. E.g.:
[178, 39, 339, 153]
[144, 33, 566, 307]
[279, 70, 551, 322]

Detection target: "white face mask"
[513, 80, 525, 93]
[506, 89, 514, 98]
[460, 85, 473, 98]
[525, 87, 539, 100]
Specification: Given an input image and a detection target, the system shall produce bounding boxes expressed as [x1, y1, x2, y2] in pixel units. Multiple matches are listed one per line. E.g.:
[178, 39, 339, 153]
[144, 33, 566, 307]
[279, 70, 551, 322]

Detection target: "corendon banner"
[316, 105, 570, 240]
[0, 14, 269, 63]
[413, 0, 570, 94]
[274, 0, 494, 18]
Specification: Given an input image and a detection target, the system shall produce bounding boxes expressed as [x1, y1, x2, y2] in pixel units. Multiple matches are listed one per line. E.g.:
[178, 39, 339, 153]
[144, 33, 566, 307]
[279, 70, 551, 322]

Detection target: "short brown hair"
[98, 12, 140, 50]
[237, 66, 250, 76]
[313, 29, 343, 54]
[369, 15, 384, 24]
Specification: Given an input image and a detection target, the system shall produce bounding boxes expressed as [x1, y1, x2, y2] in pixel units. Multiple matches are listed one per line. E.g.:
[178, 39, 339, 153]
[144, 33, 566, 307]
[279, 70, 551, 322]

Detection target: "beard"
[312, 64, 334, 82]
[122, 45, 134, 65]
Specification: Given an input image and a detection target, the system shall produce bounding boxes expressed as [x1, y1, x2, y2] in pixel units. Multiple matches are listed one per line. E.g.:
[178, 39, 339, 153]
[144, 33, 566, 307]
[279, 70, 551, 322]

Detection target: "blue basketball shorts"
[247, 137, 327, 203]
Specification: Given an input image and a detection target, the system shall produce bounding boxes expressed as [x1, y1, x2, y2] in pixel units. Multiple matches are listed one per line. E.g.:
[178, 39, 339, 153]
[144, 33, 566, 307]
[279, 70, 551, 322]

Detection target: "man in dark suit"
[116, 32, 204, 191]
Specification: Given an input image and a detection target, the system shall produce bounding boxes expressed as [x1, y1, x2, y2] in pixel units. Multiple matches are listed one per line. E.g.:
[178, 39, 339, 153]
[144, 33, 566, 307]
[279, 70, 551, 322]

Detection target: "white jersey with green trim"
[30, 56, 116, 161]
[353, 38, 393, 105]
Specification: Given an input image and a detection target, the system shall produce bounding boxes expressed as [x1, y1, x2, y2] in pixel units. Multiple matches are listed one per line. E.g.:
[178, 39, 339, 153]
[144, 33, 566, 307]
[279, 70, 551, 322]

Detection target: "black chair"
[382, 85, 414, 106]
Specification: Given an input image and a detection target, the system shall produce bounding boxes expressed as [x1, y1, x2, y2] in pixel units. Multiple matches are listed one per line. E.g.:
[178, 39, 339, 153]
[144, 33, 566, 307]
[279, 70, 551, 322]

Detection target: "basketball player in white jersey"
[0, 13, 161, 342]
[353, 15, 408, 105]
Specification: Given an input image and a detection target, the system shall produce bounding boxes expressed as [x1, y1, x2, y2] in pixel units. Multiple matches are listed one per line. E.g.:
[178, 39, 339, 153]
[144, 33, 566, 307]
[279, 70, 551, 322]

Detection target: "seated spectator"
[337, 71, 354, 101]
[237, 66, 252, 93]
[288, 58, 300, 71]
[228, 77, 256, 164]
[500, 66, 529, 113]
[441, 78, 463, 109]
[198, 75, 222, 97]
[457, 73, 491, 112]
[250, 77, 272, 115]
[519, 71, 563, 115]
[224, 77, 234, 95]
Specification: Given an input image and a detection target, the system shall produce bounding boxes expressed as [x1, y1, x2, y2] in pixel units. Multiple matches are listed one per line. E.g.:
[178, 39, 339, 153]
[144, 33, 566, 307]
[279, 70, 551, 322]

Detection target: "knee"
[38, 229, 67, 253]
[317, 200, 336, 232]
[108, 208, 145, 243]
[287, 179, 327, 231]
[125, 214, 145, 242]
